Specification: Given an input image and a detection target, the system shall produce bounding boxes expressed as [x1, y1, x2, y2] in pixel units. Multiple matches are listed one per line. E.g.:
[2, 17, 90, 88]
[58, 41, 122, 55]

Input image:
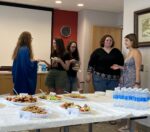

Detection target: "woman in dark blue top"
[12, 31, 38, 95]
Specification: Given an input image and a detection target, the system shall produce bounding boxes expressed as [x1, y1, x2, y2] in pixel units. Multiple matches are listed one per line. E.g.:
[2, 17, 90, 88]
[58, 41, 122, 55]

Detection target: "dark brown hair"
[66, 40, 80, 61]
[12, 31, 33, 60]
[51, 38, 65, 58]
[125, 33, 138, 48]
[100, 34, 115, 47]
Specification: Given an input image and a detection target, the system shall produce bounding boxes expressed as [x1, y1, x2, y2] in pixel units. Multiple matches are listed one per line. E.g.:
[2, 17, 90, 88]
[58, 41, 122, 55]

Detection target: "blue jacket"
[12, 46, 37, 95]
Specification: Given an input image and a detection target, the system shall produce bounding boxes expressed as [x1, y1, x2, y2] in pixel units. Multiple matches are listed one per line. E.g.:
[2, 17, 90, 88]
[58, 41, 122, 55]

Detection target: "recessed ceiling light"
[55, 0, 62, 4]
[77, 3, 84, 7]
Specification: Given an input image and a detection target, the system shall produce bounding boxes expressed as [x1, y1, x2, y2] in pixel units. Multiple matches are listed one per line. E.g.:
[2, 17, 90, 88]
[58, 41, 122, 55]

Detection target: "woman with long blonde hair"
[12, 31, 38, 95]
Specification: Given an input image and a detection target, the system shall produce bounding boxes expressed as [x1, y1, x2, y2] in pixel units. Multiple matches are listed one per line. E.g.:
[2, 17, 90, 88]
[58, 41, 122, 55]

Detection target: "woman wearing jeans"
[86, 34, 124, 92]
[65, 41, 80, 93]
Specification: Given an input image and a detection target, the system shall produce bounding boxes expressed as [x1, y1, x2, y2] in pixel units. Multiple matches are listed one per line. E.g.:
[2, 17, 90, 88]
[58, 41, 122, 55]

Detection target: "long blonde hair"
[12, 31, 33, 60]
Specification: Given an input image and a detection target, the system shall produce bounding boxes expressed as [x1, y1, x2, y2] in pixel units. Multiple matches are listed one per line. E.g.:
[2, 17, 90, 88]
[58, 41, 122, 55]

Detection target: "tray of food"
[38, 94, 62, 102]
[79, 104, 91, 114]
[60, 102, 91, 114]
[20, 105, 49, 119]
[63, 94, 87, 101]
[6, 95, 37, 106]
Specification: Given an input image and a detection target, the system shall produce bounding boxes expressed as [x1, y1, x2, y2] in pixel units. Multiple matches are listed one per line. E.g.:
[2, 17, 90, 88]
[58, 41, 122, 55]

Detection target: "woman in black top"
[86, 34, 124, 92]
[65, 41, 80, 93]
[44, 38, 69, 94]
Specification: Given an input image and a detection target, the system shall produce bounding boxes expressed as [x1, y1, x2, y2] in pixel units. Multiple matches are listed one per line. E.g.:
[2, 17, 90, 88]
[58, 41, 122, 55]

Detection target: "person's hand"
[55, 57, 62, 63]
[36, 59, 44, 62]
[78, 88, 84, 93]
[110, 64, 120, 70]
[70, 59, 76, 64]
[32, 59, 41, 62]
[134, 84, 140, 88]
[86, 73, 91, 83]
[38, 59, 45, 62]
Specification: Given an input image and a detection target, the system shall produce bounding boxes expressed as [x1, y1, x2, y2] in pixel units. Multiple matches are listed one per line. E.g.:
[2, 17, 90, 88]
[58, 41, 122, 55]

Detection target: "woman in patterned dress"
[111, 33, 142, 88]
[111, 33, 142, 131]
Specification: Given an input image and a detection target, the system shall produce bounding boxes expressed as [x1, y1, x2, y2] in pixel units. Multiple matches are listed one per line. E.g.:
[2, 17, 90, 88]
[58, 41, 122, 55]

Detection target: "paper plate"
[80, 110, 91, 114]
[38, 95, 62, 103]
[0, 103, 6, 108]
[64, 96, 87, 101]
[19, 110, 49, 119]
[38, 98, 62, 103]
[6, 100, 36, 106]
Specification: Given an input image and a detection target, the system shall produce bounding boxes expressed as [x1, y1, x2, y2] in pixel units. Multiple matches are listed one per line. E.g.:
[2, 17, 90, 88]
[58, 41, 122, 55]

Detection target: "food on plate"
[61, 102, 90, 112]
[64, 94, 86, 99]
[61, 102, 75, 109]
[22, 105, 47, 114]
[6, 95, 37, 103]
[39, 95, 62, 101]
[79, 104, 90, 112]
[0, 103, 6, 108]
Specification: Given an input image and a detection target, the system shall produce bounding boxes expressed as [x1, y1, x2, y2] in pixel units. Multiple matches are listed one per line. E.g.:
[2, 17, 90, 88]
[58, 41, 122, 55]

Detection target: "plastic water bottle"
[113, 87, 117, 106]
[118, 87, 123, 107]
[137, 89, 144, 110]
[148, 91, 150, 108]
[132, 88, 138, 109]
[42, 64, 47, 71]
[113, 87, 150, 110]
[126, 88, 132, 108]
[120, 87, 125, 107]
[129, 88, 135, 109]
[142, 89, 149, 109]
[123, 88, 128, 108]
[113, 87, 120, 107]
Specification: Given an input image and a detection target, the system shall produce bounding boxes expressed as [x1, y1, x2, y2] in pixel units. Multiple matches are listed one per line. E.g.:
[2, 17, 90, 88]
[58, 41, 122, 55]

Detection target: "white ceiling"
[0, 0, 123, 13]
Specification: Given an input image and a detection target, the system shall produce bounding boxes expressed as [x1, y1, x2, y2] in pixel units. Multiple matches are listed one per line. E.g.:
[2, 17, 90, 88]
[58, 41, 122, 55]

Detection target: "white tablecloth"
[0, 94, 149, 132]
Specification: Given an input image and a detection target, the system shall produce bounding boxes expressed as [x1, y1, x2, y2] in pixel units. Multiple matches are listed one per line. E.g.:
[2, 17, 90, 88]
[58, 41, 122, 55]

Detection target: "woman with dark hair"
[12, 31, 38, 95]
[65, 40, 80, 93]
[45, 38, 69, 94]
[111, 33, 142, 88]
[86, 34, 124, 91]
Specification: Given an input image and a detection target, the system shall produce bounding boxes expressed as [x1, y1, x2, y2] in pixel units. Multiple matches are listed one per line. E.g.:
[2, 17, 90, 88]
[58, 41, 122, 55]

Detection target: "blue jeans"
[92, 74, 119, 92]
[66, 76, 77, 93]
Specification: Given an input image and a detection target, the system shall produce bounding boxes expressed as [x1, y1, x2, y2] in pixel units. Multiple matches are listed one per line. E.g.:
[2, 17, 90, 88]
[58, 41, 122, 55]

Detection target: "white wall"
[77, 10, 123, 82]
[0, 5, 52, 66]
[123, 0, 150, 88]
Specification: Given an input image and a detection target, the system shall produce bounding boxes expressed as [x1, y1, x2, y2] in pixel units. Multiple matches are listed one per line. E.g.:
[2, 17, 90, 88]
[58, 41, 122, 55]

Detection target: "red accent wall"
[52, 9, 78, 46]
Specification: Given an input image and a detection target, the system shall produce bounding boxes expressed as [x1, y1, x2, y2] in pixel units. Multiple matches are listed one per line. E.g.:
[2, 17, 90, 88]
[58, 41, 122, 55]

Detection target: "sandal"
[118, 125, 129, 132]
[109, 121, 117, 125]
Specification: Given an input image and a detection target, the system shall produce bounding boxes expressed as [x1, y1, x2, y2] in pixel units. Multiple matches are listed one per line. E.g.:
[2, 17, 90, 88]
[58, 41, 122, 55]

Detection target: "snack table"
[0, 94, 149, 132]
